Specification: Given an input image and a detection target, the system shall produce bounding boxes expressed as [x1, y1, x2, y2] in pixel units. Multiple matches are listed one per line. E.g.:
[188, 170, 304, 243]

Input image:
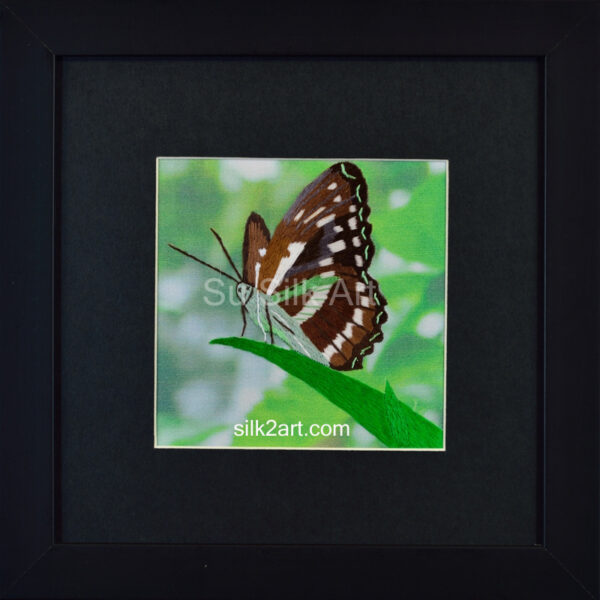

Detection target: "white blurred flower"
[402, 383, 435, 401]
[423, 409, 443, 428]
[352, 423, 377, 446]
[159, 272, 196, 310]
[416, 312, 445, 338]
[427, 161, 446, 175]
[389, 189, 411, 208]
[220, 159, 281, 191]
[175, 379, 221, 420]
[159, 158, 190, 176]
[370, 247, 407, 276]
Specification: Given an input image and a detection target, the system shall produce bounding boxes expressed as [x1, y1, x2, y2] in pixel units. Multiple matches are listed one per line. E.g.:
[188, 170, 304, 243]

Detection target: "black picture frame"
[1, 1, 598, 598]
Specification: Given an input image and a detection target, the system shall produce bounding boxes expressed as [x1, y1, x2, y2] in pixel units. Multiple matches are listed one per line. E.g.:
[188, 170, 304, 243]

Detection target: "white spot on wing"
[294, 209, 305, 222]
[353, 308, 364, 326]
[355, 282, 366, 292]
[254, 262, 261, 287]
[258, 248, 266, 257]
[334, 225, 343, 233]
[328, 239, 346, 253]
[355, 254, 364, 267]
[323, 344, 336, 360]
[327, 182, 338, 190]
[349, 205, 357, 213]
[319, 258, 333, 267]
[342, 322, 354, 338]
[352, 236, 361, 248]
[360, 296, 370, 307]
[333, 334, 346, 350]
[333, 195, 342, 203]
[348, 217, 357, 230]
[266, 242, 306, 295]
[293, 284, 334, 323]
[320, 271, 335, 278]
[317, 214, 335, 228]
[304, 207, 325, 223]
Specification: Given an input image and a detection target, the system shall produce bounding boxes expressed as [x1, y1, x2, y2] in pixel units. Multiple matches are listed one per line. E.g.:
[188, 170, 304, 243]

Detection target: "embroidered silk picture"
[155, 159, 447, 450]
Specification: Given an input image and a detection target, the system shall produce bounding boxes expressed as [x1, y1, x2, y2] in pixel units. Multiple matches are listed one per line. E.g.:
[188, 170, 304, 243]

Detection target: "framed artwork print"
[155, 158, 448, 450]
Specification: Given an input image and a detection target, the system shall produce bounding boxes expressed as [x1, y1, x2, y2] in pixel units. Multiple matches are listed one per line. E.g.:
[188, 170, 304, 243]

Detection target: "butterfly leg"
[265, 303, 275, 344]
[240, 306, 247, 337]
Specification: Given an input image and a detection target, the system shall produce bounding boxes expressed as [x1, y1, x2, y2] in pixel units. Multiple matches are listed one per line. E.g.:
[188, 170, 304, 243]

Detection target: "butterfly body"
[236, 281, 329, 366]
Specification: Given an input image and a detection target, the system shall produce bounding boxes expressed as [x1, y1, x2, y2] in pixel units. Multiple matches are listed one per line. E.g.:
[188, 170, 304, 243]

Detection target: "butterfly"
[169, 161, 388, 371]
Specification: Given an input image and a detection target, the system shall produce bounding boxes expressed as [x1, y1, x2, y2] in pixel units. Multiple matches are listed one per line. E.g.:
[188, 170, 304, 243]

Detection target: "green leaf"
[210, 337, 443, 449]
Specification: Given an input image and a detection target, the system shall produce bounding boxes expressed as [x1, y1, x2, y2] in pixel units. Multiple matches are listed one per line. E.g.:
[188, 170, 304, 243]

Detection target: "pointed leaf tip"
[384, 380, 396, 400]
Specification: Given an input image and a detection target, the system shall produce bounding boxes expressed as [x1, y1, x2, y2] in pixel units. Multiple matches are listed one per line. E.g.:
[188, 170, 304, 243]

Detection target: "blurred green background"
[156, 158, 447, 448]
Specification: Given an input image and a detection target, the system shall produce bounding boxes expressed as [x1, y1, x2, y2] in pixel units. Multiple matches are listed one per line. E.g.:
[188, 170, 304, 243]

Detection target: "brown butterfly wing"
[258, 162, 370, 291]
[286, 271, 387, 371]
[242, 212, 271, 285]
[249, 162, 387, 371]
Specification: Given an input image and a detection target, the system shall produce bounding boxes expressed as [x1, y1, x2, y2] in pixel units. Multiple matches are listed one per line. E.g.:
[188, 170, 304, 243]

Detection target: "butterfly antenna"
[168, 243, 239, 283]
[210, 228, 243, 282]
